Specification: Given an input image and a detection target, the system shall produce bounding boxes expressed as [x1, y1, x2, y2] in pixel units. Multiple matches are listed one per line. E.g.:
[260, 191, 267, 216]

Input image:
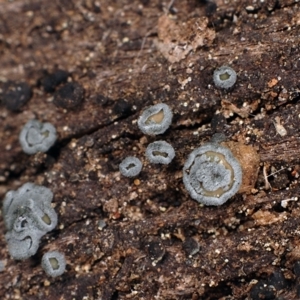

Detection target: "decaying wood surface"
[1, 0, 300, 299]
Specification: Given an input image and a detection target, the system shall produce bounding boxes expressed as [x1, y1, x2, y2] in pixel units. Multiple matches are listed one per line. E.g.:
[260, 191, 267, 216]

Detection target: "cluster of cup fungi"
[120, 65, 242, 206]
[2, 65, 239, 278]
[119, 103, 176, 177]
[2, 120, 65, 276]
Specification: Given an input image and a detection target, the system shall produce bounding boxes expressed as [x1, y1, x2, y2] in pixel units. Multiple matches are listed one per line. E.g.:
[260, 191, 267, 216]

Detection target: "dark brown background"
[1, 0, 300, 299]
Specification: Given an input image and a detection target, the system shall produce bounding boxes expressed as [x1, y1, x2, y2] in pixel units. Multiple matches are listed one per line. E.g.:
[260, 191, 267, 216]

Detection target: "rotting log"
[1, 0, 300, 299]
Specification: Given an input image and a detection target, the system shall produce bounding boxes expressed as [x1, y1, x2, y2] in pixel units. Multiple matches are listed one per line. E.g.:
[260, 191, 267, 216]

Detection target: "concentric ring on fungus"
[145, 140, 175, 165]
[19, 120, 57, 155]
[137, 103, 172, 135]
[41, 251, 66, 277]
[213, 66, 237, 89]
[119, 156, 143, 177]
[183, 143, 242, 206]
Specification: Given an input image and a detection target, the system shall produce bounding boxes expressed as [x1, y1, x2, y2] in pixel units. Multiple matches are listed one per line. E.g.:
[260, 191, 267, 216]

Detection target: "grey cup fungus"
[19, 119, 57, 155]
[3, 183, 57, 259]
[183, 143, 242, 206]
[41, 251, 66, 277]
[138, 103, 173, 135]
[119, 156, 143, 177]
[213, 66, 237, 89]
[145, 141, 175, 164]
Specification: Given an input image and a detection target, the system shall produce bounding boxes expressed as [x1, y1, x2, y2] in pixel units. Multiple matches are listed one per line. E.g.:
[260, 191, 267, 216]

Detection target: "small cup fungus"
[6, 231, 43, 260]
[145, 141, 175, 164]
[213, 66, 237, 89]
[19, 119, 57, 155]
[119, 156, 143, 177]
[41, 251, 66, 277]
[3, 183, 58, 259]
[183, 142, 242, 206]
[138, 103, 173, 135]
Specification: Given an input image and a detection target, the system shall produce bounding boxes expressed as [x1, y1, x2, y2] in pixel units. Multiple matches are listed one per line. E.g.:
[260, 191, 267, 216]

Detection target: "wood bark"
[1, 0, 300, 299]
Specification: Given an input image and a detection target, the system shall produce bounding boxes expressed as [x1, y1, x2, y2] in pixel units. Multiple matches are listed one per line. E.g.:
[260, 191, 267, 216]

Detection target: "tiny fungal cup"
[119, 156, 143, 177]
[19, 119, 57, 155]
[41, 251, 66, 277]
[213, 66, 237, 89]
[138, 103, 172, 135]
[145, 141, 175, 164]
[6, 230, 43, 260]
[183, 142, 242, 206]
[3, 183, 57, 260]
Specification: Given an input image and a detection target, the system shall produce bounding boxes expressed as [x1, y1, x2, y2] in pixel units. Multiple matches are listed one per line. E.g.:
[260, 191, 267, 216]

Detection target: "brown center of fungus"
[219, 72, 231, 81]
[199, 151, 234, 198]
[145, 109, 164, 124]
[49, 257, 59, 270]
[42, 214, 51, 225]
[152, 151, 168, 158]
